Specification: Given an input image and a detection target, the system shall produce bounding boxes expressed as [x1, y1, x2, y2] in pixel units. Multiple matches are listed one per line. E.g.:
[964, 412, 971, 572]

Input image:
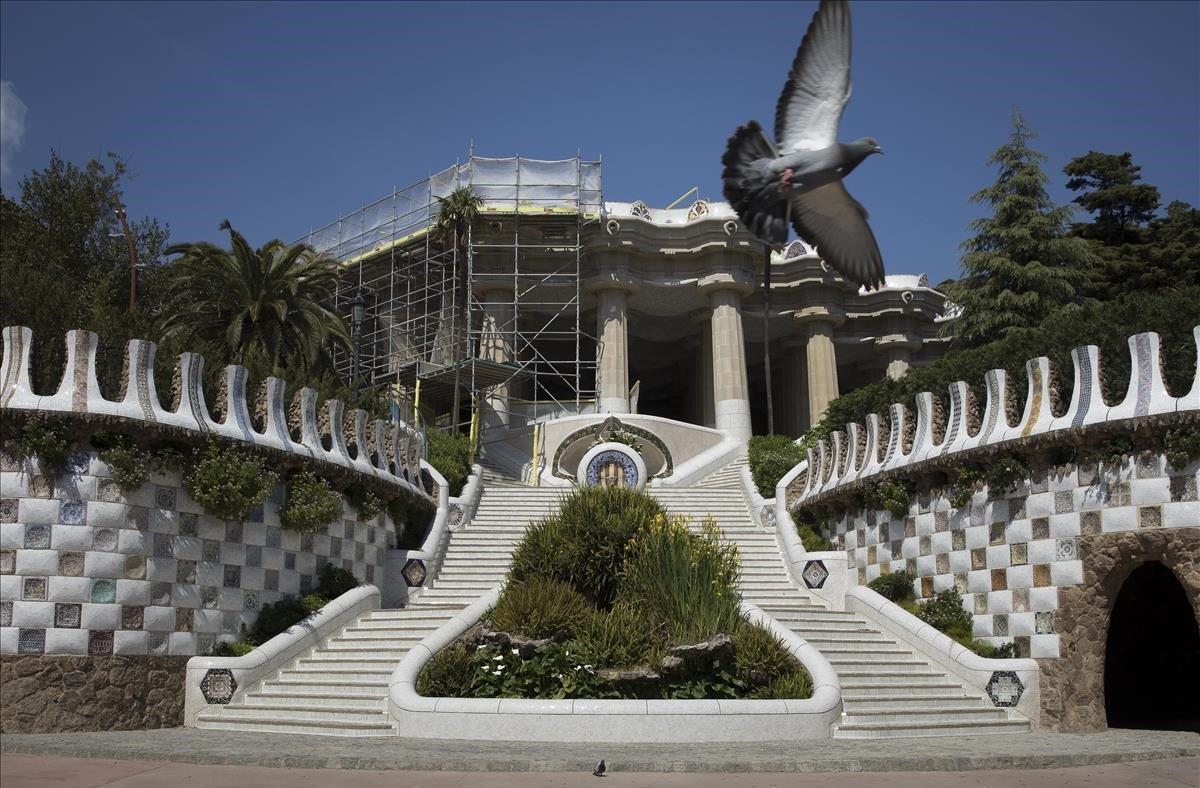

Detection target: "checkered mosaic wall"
[0, 450, 397, 657]
[831, 453, 1199, 660]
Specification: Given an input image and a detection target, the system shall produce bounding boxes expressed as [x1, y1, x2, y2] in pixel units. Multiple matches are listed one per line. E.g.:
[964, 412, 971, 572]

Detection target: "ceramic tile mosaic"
[1055, 538, 1077, 561]
[1035, 611, 1055, 634]
[0, 600, 12, 627]
[122, 606, 144, 629]
[88, 629, 114, 655]
[1080, 510, 1101, 536]
[0, 549, 15, 574]
[175, 608, 193, 632]
[1169, 475, 1198, 502]
[952, 530, 966, 551]
[989, 524, 1005, 545]
[202, 540, 220, 561]
[1033, 564, 1052, 587]
[153, 533, 174, 558]
[264, 569, 278, 591]
[1138, 506, 1162, 528]
[1010, 543, 1028, 565]
[223, 565, 240, 587]
[97, 479, 123, 503]
[18, 628, 45, 654]
[150, 582, 172, 606]
[55, 603, 81, 628]
[23, 577, 47, 600]
[179, 513, 199, 537]
[92, 528, 119, 552]
[1032, 518, 1050, 540]
[990, 569, 1007, 591]
[1010, 496, 1027, 519]
[993, 614, 1009, 637]
[243, 591, 258, 611]
[58, 551, 84, 576]
[91, 579, 116, 603]
[0, 498, 17, 523]
[24, 524, 51, 549]
[60, 501, 86, 524]
[155, 486, 177, 510]
[1054, 491, 1074, 514]
[176, 560, 196, 584]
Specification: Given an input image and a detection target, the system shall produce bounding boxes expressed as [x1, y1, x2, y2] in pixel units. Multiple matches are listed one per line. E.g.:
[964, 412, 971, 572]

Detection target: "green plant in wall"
[947, 465, 984, 509]
[279, 469, 343, 533]
[983, 454, 1029, 495]
[863, 478, 914, 519]
[5, 417, 71, 475]
[748, 434, 807, 497]
[426, 429, 472, 497]
[867, 570, 916, 604]
[1165, 424, 1200, 470]
[184, 441, 277, 521]
[346, 485, 382, 521]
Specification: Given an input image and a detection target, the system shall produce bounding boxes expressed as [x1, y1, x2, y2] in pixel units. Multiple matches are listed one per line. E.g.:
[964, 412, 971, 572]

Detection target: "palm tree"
[431, 188, 483, 432]
[161, 220, 350, 376]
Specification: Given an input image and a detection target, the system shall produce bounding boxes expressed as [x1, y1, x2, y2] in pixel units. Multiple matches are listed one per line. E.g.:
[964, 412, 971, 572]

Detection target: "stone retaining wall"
[0, 654, 188, 732]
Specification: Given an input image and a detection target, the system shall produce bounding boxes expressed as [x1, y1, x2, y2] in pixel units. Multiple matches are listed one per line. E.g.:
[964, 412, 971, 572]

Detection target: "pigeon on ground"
[593, 759, 606, 777]
[722, 0, 886, 289]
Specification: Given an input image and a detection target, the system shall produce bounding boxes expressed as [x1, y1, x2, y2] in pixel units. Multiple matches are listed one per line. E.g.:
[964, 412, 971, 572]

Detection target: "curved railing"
[1, 326, 430, 500]
[779, 327, 1200, 515]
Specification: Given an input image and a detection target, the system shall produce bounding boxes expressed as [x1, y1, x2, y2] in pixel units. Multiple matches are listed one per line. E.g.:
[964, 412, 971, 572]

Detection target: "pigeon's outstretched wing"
[790, 181, 885, 289]
[721, 121, 790, 245]
[775, 0, 853, 154]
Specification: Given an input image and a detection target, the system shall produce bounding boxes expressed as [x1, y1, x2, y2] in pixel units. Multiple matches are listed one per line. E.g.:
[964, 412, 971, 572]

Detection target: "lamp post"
[351, 289, 366, 385]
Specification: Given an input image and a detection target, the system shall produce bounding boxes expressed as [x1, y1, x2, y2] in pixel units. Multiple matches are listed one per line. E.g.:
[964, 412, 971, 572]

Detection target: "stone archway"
[1104, 561, 1200, 730]
[1038, 528, 1200, 731]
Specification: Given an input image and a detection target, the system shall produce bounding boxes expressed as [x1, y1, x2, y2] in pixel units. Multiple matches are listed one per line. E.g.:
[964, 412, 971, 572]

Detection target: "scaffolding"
[303, 155, 603, 437]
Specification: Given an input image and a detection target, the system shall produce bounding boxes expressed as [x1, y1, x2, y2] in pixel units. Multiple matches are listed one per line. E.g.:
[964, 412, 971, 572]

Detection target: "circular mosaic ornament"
[577, 443, 647, 492]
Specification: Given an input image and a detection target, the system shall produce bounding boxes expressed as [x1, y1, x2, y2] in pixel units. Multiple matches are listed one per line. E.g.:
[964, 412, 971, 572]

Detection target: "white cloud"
[1, 81, 29, 180]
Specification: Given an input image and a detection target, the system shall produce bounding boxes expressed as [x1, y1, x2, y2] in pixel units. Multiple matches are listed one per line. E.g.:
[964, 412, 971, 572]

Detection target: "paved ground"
[2, 728, 1198, 773]
[0, 754, 1197, 787]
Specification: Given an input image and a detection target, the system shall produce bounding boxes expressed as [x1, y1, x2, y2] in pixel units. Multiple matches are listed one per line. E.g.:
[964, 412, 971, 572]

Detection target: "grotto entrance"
[1104, 561, 1200, 731]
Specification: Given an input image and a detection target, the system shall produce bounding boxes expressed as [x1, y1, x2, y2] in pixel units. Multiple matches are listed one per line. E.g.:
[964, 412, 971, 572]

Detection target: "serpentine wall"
[0, 327, 435, 730]
[777, 328, 1200, 729]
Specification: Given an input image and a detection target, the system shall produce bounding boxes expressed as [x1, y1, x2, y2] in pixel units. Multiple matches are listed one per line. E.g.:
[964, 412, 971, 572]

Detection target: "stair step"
[834, 719, 1030, 739]
[842, 694, 987, 709]
[195, 715, 395, 737]
[243, 692, 386, 709]
[214, 702, 388, 723]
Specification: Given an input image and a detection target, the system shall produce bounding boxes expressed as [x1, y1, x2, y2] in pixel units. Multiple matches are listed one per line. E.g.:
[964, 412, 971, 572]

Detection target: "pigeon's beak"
[874, 147, 885, 155]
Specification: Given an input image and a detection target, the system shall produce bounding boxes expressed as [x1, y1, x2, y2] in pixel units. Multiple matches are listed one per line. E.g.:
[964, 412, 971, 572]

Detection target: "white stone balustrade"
[1, 327, 430, 500]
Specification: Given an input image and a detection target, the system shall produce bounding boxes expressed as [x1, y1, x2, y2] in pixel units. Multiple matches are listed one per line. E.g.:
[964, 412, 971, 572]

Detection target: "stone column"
[876, 334, 923, 381]
[479, 287, 514, 429]
[794, 306, 845, 428]
[595, 287, 631, 414]
[783, 337, 809, 437]
[692, 312, 715, 428]
[708, 288, 753, 441]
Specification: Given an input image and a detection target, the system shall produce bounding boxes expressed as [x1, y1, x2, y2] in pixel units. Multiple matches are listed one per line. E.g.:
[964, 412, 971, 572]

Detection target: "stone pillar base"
[715, 399, 752, 442]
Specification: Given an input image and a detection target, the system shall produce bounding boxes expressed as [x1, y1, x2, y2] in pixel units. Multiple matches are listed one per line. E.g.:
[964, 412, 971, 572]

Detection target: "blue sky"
[1, 1, 1196, 285]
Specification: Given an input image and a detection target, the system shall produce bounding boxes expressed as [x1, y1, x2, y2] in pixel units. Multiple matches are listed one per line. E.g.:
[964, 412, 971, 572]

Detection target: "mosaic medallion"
[802, 560, 829, 589]
[200, 669, 238, 704]
[585, 450, 639, 489]
[986, 670, 1024, 707]
[402, 558, 427, 587]
[447, 503, 465, 528]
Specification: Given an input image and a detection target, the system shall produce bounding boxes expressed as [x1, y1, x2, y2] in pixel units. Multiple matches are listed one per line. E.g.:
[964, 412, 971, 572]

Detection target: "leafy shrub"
[1165, 425, 1200, 470]
[553, 486, 665, 607]
[488, 578, 592, 640]
[984, 455, 1028, 495]
[947, 465, 984, 509]
[469, 641, 610, 700]
[620, 514, 741, 644]
[417, 644, 477, 697]
[1080, 434, 1136, 467]
[868, 570, 916, 603]
[389, 495, 435, 549]
[7, 417, 70, 474]
[317, 564, 359, 599]
[301, 593, 328, 614]
[748, 435, 806, 497]
[747, 668, 813, 700]
[508, 515, 576, 588]
[184, 441, 277, 521]
[971, 638, 1016, 659]
[733, 623, 795, 685]
[209, 639, 255, 657]
[797, 522, 834, 552]
[279, 469, 343, 533]
[100, 440, 154, 492]
[426, 429, 472, 497]
[576, 603, 659, 669]
[863, 478, 913, 519]
[248, 596, 309, 645]
[346, 485, 382, 521]
[915, 590, 973, 633]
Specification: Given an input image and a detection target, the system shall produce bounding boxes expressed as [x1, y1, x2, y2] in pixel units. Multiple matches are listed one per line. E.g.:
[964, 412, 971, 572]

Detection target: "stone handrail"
[784, 327, 1200, 510]
[0, 327, 430, 500]
[845, 585, 1040, 723]
[183, 584, 381, 725]
[389, 585, 842, 742]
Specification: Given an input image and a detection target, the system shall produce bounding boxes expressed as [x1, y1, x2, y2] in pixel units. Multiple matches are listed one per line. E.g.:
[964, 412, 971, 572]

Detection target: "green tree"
[160, 221, 350, 377]
[942, 110, 1097, 347]
[1063, 151, 1160, 245]
[0, 152, 170, 393]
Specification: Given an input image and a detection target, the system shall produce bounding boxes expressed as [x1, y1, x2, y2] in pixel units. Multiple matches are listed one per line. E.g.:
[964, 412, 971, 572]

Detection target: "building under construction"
[304, 153, 949, 455]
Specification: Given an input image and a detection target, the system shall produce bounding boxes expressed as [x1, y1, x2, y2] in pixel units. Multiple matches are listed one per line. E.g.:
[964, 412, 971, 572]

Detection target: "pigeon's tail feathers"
[722, 120, 789, 246]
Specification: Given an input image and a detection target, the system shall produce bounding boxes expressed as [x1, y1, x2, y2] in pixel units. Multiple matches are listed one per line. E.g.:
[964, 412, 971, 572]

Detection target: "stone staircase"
[196, 456, 1029, 738]
[194, 471, 564, 736]
[651, 464, 1030, 739]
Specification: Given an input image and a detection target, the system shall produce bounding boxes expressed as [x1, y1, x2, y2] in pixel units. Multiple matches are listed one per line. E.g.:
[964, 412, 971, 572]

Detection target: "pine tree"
[943, 110, 1097, 347]
[1063, 151, 1159, 245]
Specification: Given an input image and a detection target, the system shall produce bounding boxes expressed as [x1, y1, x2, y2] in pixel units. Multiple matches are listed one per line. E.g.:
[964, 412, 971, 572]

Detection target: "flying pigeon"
[722, 0, 886, 289]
